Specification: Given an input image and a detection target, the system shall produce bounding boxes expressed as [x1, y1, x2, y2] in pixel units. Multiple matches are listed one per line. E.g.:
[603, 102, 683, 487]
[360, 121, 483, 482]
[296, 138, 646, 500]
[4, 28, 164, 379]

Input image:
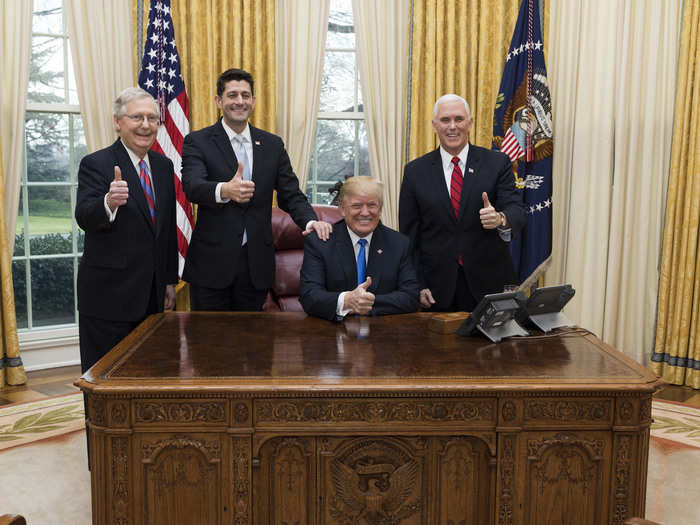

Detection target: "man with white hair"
[300, 176, 420, 321]
[399, 94, 526, 312]
[75, 87, 178, 373]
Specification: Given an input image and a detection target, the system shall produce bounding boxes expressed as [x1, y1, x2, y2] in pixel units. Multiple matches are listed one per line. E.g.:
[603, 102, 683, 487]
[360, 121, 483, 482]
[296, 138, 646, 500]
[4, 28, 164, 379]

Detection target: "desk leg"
[232, 436, 251, 524]
[496, 433, 517, 525]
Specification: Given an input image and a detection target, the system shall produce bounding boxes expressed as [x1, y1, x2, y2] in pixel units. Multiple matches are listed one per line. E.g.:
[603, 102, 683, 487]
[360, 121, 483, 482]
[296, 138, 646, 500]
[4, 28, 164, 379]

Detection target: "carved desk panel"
[77, 312, 661, 525]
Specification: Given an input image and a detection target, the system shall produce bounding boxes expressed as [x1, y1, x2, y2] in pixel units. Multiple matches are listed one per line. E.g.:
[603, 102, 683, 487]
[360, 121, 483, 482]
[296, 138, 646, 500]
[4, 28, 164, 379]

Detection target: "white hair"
[112, 87, 159, 118]
[433, 94, 471, 119]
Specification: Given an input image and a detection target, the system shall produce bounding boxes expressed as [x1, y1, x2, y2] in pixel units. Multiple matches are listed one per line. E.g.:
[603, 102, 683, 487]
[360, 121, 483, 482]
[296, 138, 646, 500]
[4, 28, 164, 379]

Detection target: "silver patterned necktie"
[232, 134, 251, 245]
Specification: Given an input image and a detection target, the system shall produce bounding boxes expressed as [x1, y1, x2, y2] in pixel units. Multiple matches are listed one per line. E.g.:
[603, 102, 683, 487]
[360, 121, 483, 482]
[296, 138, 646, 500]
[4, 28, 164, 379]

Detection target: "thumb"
[359, 276, 372, 290]
[481, 192, 491, 208]
[114, 165, 122, 182]
[233, 161, 244, 180]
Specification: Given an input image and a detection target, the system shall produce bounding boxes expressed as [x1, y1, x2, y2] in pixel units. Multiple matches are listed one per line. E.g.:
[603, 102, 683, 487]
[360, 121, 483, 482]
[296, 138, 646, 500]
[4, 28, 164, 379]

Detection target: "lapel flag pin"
[255, 141, 261, 145]
[377, 249, 383, 254]
[468, 168, 474, 175]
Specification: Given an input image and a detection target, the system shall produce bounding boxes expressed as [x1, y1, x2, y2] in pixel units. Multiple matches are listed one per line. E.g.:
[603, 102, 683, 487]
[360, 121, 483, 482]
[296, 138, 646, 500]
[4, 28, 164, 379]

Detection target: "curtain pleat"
[651, 0, 700, 388]
[1, 0, 33, 254]
[0, 0, 32, 387]
[65, 0, 134, 153]
[354, 0, 409, 228]
[546, 0, 682, 366]
[275, 0, 329, 193]
[0, 142, 26, 387]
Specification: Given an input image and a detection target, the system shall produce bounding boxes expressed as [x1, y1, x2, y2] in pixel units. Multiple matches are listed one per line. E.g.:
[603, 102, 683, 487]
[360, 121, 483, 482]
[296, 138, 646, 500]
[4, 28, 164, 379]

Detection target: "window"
[12, 0, 85, 331]
[305, 0, 370, 205]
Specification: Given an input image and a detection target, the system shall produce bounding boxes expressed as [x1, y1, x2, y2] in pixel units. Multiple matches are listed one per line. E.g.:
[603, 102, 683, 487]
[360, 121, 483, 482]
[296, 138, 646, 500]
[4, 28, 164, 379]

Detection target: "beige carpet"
[0, 397, 698, 524]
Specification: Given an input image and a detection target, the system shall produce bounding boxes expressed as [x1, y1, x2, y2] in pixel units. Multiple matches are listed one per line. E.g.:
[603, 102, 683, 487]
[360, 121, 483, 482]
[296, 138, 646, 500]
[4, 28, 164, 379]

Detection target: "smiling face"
[113, 97, 159, 158]
[215, 79, 255, 132]
[432, 99, 473, 156]
[341, 192, 382, 237]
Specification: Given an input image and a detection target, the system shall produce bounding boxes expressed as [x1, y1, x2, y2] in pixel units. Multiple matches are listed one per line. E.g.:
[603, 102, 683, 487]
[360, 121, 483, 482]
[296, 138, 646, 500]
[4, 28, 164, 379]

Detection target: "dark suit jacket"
[75, 139, 178, 322]
[181, 120, 317, 289]
[399, 144, 526, 310]
[299, 220, 420, 321]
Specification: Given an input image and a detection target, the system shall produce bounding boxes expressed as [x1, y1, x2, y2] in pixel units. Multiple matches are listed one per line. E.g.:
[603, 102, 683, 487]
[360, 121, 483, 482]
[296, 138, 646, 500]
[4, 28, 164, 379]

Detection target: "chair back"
[263, 205, 342, 311]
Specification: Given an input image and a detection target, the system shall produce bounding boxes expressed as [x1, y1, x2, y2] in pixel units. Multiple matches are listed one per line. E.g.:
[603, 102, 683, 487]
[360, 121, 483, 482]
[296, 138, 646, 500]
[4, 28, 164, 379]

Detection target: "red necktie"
[450, 156, 463, 218]
[138, 159, 156, 225]
[450, 156, 464, 265]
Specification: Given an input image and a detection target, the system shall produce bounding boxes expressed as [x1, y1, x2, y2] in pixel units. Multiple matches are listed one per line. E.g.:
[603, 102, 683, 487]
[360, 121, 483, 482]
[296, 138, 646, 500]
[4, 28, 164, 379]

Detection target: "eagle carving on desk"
[330, 457, 420, 524]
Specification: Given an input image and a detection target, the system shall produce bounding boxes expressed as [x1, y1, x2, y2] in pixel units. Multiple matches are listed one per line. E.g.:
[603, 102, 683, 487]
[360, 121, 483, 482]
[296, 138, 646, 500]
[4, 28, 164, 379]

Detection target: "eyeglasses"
[124, 113, 160, 124]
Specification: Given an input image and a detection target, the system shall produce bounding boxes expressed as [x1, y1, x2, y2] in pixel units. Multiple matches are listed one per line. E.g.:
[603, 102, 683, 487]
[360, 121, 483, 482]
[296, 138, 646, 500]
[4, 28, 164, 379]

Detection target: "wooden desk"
[77, 312, 662, 525]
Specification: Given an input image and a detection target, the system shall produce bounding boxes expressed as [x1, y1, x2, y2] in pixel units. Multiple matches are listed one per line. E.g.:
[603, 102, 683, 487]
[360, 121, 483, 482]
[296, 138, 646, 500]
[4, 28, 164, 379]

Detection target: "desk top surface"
[79, 312, 660, 394]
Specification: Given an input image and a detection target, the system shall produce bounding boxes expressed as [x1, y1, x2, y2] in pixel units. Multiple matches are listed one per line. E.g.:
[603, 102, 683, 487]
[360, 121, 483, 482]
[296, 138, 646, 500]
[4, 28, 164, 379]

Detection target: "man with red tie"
[75, 87, 178, 373]
[399, 94, 526, 312]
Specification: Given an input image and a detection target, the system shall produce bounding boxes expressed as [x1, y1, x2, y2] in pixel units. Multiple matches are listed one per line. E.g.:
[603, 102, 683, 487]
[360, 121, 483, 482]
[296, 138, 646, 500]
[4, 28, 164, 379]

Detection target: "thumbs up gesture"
[221, 161, 255, 203]
[479, 191, 504, 229]
[344, 277, 375, 315]
[107, 165, 129, 212]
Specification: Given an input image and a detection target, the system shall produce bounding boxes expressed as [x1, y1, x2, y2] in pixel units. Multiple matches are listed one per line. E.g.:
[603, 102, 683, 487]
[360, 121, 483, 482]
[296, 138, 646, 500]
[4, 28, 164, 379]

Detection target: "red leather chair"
[0, 515, 27, 525]
[263, 205, 343, 312]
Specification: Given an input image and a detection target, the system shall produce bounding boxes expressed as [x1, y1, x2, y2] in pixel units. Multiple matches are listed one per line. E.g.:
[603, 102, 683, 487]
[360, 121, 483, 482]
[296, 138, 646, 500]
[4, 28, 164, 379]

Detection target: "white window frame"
[15, 2, 82, 349]
[306, 4, 369, 204]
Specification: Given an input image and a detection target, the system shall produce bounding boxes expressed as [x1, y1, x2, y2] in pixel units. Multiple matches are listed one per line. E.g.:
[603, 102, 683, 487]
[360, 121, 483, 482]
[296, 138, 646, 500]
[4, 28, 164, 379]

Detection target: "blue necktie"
[357, 238, 367, 286]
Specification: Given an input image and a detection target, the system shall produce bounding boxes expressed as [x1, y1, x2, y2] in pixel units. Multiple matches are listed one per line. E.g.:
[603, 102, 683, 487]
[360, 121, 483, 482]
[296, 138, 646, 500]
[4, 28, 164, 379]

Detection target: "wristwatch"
[498, 212, 507, 228]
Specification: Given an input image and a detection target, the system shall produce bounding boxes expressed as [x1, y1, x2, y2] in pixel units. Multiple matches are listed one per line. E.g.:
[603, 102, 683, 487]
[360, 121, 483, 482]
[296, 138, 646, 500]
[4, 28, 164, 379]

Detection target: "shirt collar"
[221, 119, 251, 144]
[439, 143, 469, 171]
[346, 225, 373, 247]
[120, 139, 150, 169]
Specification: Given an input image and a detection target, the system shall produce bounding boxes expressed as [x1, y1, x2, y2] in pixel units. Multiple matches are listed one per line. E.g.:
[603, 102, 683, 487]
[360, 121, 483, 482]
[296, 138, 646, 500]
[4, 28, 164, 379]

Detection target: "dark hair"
[216, 68, 255, 97]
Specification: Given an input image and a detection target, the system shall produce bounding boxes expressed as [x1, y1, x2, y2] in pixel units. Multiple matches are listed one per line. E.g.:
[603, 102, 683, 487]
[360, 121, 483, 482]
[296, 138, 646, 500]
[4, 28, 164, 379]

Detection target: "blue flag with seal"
[492, 0, 553, 287]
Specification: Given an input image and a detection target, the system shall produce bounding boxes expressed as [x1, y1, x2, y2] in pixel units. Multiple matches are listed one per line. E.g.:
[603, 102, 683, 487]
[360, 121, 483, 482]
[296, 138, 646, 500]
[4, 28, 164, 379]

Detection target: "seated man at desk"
[300, 177, 420, 320]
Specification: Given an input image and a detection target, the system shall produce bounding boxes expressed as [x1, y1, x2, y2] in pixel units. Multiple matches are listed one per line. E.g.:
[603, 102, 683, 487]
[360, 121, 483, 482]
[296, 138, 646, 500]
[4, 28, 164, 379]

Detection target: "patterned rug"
[0, 392, 85, 450]
[650, 399, 700, 448]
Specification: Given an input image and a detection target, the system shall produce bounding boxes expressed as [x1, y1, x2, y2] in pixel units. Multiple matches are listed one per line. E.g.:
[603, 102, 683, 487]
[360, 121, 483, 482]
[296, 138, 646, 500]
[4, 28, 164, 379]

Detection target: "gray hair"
[113, 87, 159, 118]
[433, 94, 471, 119]
[339, 176, 384, 207]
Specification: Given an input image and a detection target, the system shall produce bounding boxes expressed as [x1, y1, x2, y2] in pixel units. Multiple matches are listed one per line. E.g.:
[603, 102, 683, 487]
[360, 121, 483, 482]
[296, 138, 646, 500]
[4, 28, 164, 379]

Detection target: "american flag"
[492, 0, 553, 287]
[137, 0, 193, 277]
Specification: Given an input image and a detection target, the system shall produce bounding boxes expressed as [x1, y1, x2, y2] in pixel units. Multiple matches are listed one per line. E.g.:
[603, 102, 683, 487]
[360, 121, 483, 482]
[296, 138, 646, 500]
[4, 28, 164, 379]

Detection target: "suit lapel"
[460, 143, 481, 220]
[431, 148, 458, 225]
[112, 140, 154, 233]
[148, 151, 169, 237]
[333, 222, 358, 288]
[366, 224, 384, 292]
[249, 125, 262, 185]
[211, 120, 236, 172]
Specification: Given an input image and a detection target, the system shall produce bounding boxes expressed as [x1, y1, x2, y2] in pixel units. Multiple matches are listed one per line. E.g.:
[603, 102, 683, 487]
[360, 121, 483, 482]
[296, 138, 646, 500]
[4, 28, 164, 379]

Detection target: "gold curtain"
[0, 140, 26, 387]
[132, 0, 276, 133]
[408, 0, 544, 158]
[651, 0, 700, 389]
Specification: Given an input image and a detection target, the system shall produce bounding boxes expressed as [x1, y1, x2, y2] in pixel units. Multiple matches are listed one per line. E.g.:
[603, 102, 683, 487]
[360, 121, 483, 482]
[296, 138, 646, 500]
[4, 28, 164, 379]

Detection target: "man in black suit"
[300, 177, 420, 321]
[75, 87, 178, 372]
[399, 94, 526, 312]
[182, 68, 332, 311]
